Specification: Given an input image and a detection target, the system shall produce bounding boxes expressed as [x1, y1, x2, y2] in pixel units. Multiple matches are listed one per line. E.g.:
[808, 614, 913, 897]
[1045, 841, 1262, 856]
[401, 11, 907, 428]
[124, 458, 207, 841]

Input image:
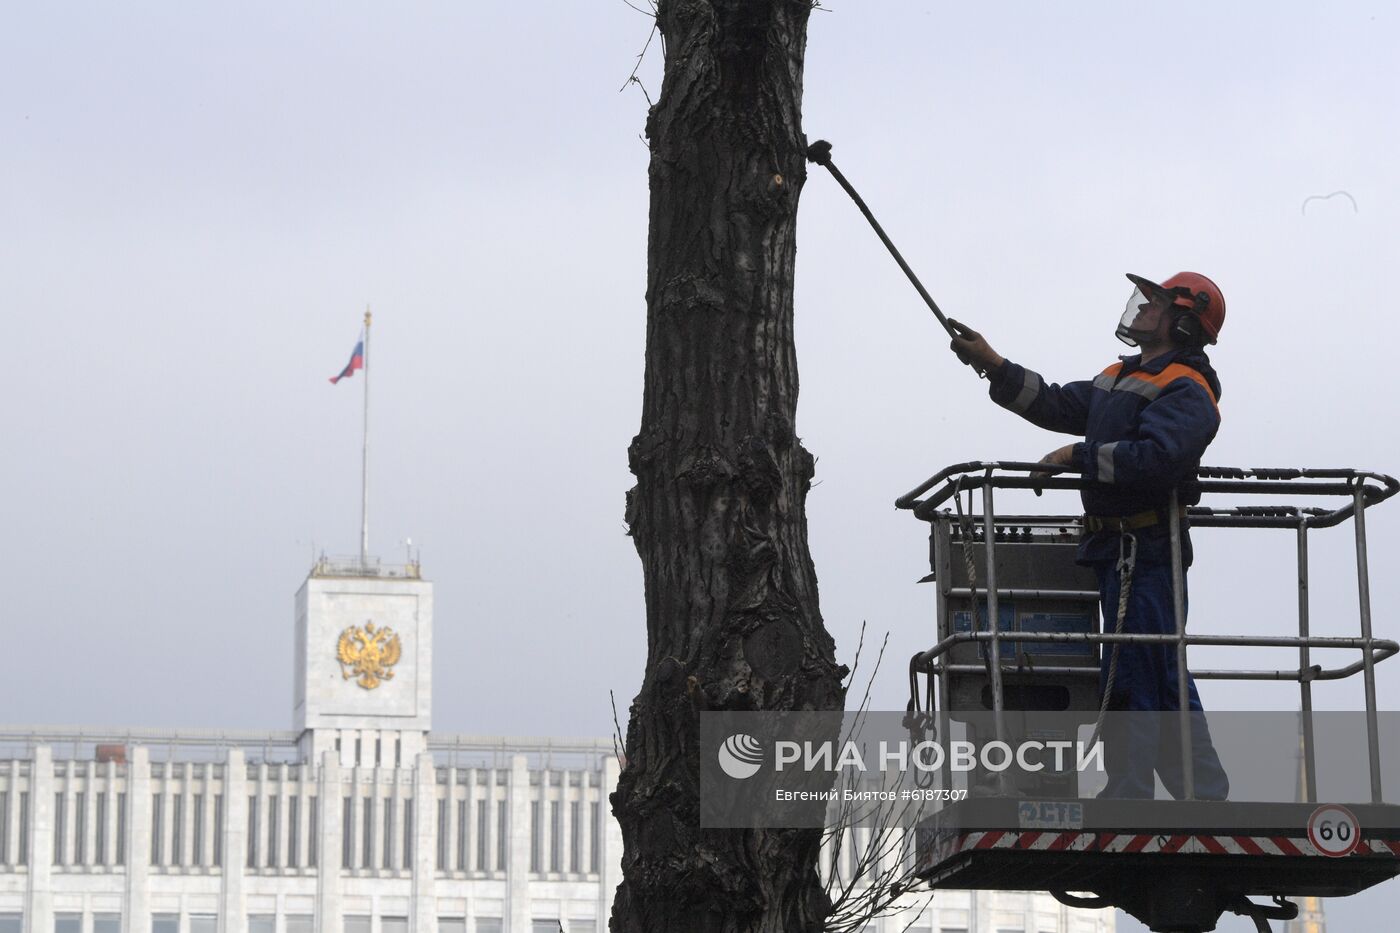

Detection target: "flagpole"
[361, 306, 371, 567]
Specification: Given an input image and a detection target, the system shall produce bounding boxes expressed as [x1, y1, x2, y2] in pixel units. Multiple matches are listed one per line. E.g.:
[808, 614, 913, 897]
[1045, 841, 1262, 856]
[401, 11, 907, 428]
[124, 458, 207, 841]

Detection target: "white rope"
[1087, 532, 1136, 751]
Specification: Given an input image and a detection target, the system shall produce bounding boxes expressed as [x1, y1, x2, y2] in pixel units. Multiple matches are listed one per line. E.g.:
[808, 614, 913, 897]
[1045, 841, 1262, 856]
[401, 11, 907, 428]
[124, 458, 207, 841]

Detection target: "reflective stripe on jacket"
[987, 348, 1222, 565]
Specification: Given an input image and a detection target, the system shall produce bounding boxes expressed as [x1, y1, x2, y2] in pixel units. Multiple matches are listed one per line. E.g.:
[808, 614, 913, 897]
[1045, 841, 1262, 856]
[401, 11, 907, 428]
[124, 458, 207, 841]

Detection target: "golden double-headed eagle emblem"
[337, 621, 402, 690]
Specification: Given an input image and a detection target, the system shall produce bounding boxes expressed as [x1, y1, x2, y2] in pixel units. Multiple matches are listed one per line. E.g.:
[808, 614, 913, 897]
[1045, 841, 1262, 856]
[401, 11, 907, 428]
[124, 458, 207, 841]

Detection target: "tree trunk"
[615, 1, 846, 931]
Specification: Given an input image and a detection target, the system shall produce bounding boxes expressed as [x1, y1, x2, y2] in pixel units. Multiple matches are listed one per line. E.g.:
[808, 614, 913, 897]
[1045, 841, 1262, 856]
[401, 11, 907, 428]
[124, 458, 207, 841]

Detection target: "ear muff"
[1171, 311, 1201, 344]
[1168, 289, 1211, 345]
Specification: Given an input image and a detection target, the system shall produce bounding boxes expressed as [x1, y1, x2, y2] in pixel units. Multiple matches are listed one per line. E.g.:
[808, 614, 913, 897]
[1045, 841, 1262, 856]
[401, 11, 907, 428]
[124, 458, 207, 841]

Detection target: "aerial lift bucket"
[897, 462, 1400, 932]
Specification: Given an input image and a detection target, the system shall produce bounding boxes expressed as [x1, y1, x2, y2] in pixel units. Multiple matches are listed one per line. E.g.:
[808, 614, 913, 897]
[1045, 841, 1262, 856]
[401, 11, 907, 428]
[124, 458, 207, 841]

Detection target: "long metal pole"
[361, 307, 371, 566]
[1296, 522, 1317, 803]
[1352, 483, 1383, 803]
[1168, 490, 1195, 800]
[805, 140, 959, 339]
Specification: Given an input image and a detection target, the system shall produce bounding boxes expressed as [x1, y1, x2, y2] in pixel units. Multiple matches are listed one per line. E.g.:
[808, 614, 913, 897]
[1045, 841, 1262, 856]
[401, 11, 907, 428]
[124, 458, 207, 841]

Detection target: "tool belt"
[1082, 506, 1188, 534]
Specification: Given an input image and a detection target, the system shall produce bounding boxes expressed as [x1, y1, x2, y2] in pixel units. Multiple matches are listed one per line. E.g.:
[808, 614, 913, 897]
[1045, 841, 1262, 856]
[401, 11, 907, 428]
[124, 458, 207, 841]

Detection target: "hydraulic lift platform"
[915, 796, 1400, 897]
[913, 796, 1400, 932]
[895, 463, 1400, 931]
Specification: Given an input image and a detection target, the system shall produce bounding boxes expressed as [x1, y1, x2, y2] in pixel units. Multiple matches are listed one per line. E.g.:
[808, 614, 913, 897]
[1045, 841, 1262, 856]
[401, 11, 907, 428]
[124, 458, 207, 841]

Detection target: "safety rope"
[1087, 532, 1136, 751]
[904, 663, 937, 789]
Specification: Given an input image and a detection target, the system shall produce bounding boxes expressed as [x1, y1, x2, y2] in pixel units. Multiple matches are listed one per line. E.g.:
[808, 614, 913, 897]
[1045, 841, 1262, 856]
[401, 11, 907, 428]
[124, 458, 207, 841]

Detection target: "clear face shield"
[1116, 284, 1169, 347]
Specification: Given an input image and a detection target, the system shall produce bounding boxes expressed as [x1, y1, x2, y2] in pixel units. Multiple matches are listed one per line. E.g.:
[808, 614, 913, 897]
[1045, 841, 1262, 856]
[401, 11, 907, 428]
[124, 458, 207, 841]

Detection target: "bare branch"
[844, 620, 868, 687]
[609, 689, 626, 766]
[851, 630, 889, 719]
[624, 75, 654, 108]
[819, 629, 940, 932]
[618, 21, 659, 96]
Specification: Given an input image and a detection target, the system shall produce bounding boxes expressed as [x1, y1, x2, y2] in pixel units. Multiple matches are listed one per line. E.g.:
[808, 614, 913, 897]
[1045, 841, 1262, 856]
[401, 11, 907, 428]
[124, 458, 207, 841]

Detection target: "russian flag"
[329, 339, 364, 384]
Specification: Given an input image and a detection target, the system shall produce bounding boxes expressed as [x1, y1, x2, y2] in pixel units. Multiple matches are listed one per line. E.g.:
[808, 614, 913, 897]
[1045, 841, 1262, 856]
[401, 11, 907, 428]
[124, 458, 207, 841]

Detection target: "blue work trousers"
[1095, 559, 1230, 800]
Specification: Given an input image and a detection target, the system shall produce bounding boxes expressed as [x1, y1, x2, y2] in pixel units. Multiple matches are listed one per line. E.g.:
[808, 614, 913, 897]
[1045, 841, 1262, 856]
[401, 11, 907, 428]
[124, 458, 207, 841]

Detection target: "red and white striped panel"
[943, 831, 1400, 859]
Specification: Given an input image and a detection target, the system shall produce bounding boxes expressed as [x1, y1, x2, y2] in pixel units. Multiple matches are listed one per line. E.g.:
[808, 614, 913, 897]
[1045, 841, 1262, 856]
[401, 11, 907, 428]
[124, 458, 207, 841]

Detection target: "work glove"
[1030, 444, 1076, 496]
[947, 319, 1003, 377]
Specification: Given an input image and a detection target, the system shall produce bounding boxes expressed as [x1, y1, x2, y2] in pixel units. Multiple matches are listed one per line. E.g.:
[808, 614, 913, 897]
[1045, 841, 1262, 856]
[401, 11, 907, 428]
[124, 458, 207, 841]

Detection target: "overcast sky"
[3, 3, 1397, 928]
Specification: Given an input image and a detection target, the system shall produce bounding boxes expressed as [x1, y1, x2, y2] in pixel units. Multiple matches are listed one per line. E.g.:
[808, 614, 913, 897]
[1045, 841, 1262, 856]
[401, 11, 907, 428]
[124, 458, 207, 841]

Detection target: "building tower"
[294, 554, 432, 767]
[1283, 897, 1327, 933]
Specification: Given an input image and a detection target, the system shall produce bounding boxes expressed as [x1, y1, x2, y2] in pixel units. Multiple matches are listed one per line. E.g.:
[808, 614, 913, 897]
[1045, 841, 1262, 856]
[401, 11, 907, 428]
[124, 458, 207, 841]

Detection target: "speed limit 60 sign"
[1308, 804, 1361, 857]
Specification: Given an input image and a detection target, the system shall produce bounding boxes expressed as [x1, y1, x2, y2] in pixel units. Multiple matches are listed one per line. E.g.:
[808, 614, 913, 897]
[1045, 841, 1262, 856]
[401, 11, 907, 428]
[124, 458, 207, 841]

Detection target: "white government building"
[0, 556, 1114, 933]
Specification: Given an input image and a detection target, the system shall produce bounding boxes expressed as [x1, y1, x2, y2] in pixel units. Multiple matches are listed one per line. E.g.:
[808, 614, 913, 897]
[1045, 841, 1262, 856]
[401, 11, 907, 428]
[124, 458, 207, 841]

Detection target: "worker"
[948, 272, 1230, 800]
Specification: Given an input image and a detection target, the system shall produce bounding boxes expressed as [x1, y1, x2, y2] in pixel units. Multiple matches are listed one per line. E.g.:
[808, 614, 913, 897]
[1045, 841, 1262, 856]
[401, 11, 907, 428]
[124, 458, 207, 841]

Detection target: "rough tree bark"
[615, 1, 846, 931]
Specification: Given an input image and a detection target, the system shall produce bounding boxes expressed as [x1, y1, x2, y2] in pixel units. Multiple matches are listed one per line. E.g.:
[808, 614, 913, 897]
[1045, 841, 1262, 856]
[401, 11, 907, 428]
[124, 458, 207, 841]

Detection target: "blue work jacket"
[987, 348, 1223, 566]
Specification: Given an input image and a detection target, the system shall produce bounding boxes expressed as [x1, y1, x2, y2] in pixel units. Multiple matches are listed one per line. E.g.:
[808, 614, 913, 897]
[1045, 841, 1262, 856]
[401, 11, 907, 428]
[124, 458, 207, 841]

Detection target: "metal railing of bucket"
[896, 462, 1400, 803]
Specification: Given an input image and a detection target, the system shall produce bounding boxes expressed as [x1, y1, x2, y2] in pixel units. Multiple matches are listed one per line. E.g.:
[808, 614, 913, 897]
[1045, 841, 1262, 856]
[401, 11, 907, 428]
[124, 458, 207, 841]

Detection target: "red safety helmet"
[1120, 271, 1226, 347]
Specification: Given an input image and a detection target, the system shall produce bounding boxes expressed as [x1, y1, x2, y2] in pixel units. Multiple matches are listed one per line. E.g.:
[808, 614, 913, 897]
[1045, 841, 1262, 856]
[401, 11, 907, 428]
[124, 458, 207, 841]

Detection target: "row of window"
[167, 916, 310, 933]
[48, 789, 322, 871]
[52, 791, 131, 868]
[528, 799, 601, 875]
[0, 901, 1109, 933]
[149, 793, 214, 868]
[0, 915, 598, 933]
[7, 791, 129, 869]
[334, 734, 406, 769]
[525, 769, 598, 788]
[249, 919, 311, 933]
[246, 794, 317, 869]
[2, 787, 601, 878]
[339, 796, 412, 871]
[435, 798, 507, 872]
[343, 920, 594, 933]
[0, 907, 1050, 933]
[0, 793, 29, 865]
[50, 915, 120, 933]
